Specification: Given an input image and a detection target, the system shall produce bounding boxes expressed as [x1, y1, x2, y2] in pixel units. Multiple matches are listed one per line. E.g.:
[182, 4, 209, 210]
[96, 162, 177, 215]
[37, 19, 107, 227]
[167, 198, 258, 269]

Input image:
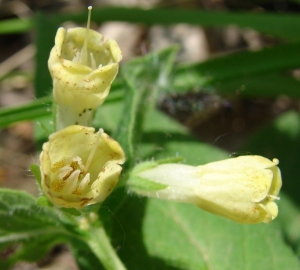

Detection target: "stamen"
[72, 51, 80, 62]
[58, 166, 73, 180]
[90, 52, 97, 70]
[268, 195, 280, 200]
[79, 173, 91, 190]
[79, 6, 93, 65]
[63, 170, 81, 193]
[83, 128, 104, 174]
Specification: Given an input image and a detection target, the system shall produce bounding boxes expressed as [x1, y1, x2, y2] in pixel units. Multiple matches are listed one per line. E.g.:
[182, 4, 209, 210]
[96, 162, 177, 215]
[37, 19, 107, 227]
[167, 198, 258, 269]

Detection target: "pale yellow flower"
[133, 156, 282, 224]
[48, 7, 122, 129]
[40, 125, 125, 208]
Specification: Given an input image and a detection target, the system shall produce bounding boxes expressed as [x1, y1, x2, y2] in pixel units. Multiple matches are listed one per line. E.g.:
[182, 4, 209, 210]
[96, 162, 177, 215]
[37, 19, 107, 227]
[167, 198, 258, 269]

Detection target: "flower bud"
[40, 125, 125, 208]
[131, 156, 282, 224]
[48, 7, 122, 130]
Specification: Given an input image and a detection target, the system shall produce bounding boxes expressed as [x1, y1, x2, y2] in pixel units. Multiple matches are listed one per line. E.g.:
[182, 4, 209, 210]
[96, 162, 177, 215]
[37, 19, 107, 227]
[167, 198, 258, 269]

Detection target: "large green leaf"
[109, 195, 178, 270]
[142, 199, 300, 270]
[111, 101, 300, 269]
[111, 109, 299, 269]
[110, 106, 224, 268]
[276, 193, 300, 257]
[0, 189, 76, 267]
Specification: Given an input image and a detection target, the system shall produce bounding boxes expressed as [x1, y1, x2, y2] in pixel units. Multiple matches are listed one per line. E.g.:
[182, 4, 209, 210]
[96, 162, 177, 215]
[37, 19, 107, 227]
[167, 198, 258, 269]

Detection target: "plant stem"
[86, 225, 126, 270]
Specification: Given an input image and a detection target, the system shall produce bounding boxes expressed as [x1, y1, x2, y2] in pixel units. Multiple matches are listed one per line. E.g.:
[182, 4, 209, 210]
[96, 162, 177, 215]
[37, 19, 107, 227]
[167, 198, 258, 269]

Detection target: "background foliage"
[1, 2, 300, 269]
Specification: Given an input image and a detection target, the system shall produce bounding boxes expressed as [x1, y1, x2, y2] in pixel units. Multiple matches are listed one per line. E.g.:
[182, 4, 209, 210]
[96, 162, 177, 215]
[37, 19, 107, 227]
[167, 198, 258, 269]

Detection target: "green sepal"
[127, 176, 168, 193]
[30, 164, 42, 191]
[36, 195, 52, 207]
[132, 156, 184, 174]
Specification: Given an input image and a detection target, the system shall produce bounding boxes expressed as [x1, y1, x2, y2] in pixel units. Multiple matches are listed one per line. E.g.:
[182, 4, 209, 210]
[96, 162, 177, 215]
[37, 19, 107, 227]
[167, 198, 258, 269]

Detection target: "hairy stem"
[86, 224, 126, 270]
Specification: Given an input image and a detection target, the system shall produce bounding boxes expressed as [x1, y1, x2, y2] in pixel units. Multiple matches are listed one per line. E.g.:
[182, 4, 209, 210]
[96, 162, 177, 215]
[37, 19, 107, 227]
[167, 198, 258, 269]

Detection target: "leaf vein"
[169, 204, 214, 270]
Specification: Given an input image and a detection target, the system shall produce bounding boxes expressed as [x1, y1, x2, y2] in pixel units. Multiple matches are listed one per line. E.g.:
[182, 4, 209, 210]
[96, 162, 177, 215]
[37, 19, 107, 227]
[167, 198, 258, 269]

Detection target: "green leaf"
[30, 164, 42, 190]
[0, 189, 75, 266]
[0, 85, 123, 130]
[173, 42, 300, 93]
[36, 195, 52, 207]
[93, 100, 123, 134]
[2, 234, 66, 265]
[34, 12, 59, 99]
[0, 96, 52, 129]
[113, 46, 178, 167]
[112, 75, 138, 168]
[110, 196, 177, 269]
[142, 199, 300, 270]
[216, 71, 300, 98]
[242, 111, 300, 255]
[0, 18, 33, 34]
[110, 111, 229, 269]
[141, 109, 228, 165]
[89, 8, 299, 41]
[3, 8, 300, 40]
[59, 7, 300, 40]
[276, 193, 300, 257]
[127, 176, 168, 193]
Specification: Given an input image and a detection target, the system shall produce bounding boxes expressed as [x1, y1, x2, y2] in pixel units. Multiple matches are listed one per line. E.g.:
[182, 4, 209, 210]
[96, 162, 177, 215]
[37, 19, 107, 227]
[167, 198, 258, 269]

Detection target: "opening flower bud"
[40, 125, 125, 208]
[131, 156, 282, 224]
[48, 6, 122, 130]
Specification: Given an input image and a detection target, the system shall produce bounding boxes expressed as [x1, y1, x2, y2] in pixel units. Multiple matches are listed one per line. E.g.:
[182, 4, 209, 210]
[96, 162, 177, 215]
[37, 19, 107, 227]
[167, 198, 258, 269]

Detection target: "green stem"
[86, 225, 126, 270]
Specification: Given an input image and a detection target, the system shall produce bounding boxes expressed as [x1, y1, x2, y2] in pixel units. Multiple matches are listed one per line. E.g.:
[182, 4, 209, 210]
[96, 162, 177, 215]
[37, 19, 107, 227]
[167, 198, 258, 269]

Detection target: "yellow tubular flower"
[40, 125, 125, 208]
[48, 7, 122, 130]
[135, 156, 282, 224]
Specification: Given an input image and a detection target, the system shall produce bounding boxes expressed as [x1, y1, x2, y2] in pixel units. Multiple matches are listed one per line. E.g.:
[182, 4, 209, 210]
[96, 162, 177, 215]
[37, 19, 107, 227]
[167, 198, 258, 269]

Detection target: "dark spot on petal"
[80, 198, 92, 207]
